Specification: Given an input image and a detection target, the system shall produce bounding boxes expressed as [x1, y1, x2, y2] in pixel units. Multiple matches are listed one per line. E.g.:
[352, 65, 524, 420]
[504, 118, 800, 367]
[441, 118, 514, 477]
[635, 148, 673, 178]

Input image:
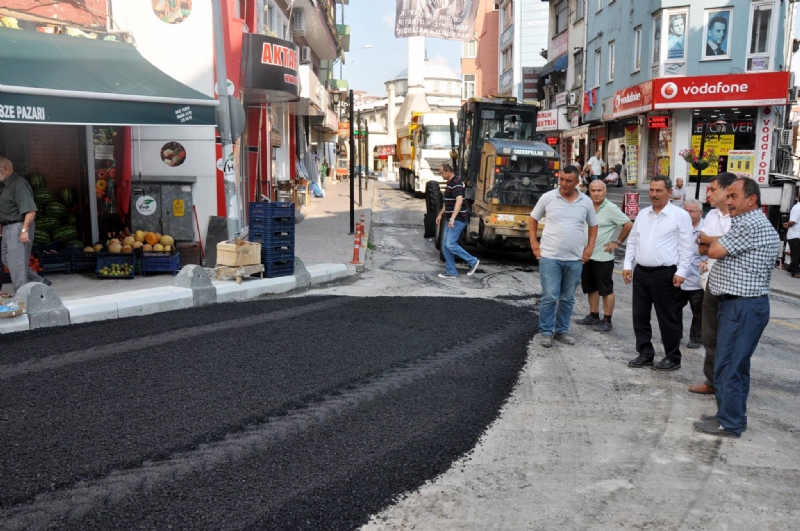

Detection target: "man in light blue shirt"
[530, 165, 598, 348]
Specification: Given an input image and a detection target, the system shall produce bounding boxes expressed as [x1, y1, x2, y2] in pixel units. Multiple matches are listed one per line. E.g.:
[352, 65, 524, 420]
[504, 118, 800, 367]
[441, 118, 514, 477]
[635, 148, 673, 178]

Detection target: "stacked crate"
[248, 202, 295, 278]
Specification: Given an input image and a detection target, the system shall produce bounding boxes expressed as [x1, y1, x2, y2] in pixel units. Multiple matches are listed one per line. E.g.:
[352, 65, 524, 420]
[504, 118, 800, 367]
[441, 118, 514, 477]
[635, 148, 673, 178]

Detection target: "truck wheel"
[424, 181, 442, 214]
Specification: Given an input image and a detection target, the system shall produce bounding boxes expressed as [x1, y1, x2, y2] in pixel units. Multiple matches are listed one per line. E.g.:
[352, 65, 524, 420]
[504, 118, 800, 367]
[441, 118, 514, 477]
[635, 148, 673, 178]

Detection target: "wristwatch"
[615, 241, 623, 246]
[21, 228, 27, 233]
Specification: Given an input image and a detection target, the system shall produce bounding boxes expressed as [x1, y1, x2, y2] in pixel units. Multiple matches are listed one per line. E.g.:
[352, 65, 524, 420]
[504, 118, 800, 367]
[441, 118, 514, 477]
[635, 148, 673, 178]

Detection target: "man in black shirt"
[436, 163, 479, 278]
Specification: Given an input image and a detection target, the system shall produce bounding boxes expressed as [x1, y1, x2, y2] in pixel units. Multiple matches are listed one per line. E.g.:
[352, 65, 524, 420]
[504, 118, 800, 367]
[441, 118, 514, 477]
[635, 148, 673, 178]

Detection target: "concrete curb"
[1, 262, 349, 334]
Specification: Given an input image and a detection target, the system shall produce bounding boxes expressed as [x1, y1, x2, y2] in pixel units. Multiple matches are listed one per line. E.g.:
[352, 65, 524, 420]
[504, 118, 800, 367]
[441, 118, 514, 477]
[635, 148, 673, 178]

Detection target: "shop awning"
[0, 29, 218, 126]
[539, 54, 568, 77]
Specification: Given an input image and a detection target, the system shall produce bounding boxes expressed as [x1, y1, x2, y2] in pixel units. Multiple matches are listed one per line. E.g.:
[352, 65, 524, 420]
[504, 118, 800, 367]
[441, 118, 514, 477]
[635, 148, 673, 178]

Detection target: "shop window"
[151, 0, 192, 25]
[160, 142, 187, 167]
[463, 40, 477, 59]
[747, 3, 773, 71]
[597, 0, 603, 12]
[462, 75, 476, 100]
[502, 47, 513, 72]
[608, 41, 615, 82]
[594, 49, 601, 88]
[633, 26, 642, 72]
[555, 1, 568, 34]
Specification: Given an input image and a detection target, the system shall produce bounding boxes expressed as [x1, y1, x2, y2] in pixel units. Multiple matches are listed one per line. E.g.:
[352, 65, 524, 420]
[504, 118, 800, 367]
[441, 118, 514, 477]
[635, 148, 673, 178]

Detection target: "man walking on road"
[784, 197, 800, 278]
[436, 163, 479, 279]
[623, 175, 693, 371]
[674, 199, 705, 349]
[0, 156, 48, 295]
[584, 150, 606, 182]
[530, 165, 598, 347]
[693, 178, 780, 438]
[689, 172, 735, 395]
[576, 180, 633, 332]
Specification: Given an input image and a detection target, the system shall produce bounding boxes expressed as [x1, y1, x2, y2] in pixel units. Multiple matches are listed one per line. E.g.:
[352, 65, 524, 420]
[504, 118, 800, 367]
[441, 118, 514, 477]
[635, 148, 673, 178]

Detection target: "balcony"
[293, 0, 338, 60]
[337, 25, 351, 52]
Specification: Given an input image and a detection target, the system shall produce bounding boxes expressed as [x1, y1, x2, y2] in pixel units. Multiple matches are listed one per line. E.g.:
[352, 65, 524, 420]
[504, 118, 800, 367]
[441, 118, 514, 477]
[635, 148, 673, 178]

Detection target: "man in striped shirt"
[436, 164, 479, 278]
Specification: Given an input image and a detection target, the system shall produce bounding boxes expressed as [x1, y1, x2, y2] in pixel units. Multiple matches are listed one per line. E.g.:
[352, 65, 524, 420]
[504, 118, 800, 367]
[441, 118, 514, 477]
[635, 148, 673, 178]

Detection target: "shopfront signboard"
[653, 71, 790, 109]
[754, 106, 776, 186]
[377, 145, 396, 158]
[727, 150, 755, 179]
[648, 116, 670, 129]
[241, 34, 300, 103]
[611, 82, 653, 119]
[536, 108, 569, 132]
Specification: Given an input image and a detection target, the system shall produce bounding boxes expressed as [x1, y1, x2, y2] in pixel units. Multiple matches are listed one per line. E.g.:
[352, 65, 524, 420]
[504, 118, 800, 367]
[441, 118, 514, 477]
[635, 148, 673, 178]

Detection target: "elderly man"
[530, 165, 598, 347]
[693, 178, 780, 437]
[576, 180, 633, 332]
[674, 199, 705, 349]
[0, 157, 48, 294]
[623, 175, 693, 371]
[689, 172, 736, 395]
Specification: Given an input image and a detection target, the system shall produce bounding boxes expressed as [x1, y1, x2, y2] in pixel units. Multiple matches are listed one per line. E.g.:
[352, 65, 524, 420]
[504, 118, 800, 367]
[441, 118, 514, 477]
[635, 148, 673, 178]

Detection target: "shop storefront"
[536, 107, 569, 162]
[0, 30, 218, 256]
[603, 81, 653, 185]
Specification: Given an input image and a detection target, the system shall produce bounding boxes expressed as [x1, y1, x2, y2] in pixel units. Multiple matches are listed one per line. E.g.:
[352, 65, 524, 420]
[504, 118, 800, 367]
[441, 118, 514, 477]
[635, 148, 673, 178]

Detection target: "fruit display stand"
[96, 252, 136, 279]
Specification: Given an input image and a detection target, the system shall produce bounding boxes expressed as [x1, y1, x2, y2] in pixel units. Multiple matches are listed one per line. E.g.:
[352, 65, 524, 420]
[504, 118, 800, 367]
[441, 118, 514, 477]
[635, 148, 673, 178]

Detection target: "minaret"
[395, 36, 430, 128]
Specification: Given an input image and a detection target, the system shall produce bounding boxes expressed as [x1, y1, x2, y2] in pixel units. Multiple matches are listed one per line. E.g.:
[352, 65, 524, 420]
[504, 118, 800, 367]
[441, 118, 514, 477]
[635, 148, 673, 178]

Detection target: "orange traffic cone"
[350, 238, 360, 264]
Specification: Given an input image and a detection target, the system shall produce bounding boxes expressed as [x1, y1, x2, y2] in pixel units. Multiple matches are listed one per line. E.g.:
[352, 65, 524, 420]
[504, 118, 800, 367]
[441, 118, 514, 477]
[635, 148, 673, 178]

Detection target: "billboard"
[395, 0, 480, 41]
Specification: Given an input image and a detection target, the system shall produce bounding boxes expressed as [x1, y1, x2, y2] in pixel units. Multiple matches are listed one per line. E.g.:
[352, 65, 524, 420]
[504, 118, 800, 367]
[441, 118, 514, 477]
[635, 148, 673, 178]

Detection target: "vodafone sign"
[611, 81, 653, 119]
[653, 72, 789, 109]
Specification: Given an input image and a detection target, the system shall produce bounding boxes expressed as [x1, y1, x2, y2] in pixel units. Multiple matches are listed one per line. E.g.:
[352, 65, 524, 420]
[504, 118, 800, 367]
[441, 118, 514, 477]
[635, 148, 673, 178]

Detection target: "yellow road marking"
[770, 319, 800, 330]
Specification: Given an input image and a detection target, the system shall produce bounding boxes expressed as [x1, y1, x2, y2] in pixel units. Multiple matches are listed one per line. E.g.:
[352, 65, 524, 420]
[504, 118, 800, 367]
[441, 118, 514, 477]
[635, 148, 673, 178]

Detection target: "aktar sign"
[653, 72, 789, 109]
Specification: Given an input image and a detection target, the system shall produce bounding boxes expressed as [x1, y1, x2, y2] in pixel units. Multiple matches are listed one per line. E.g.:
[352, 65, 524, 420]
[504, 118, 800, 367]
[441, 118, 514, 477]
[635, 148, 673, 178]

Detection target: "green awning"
[0, 28, 218, 126]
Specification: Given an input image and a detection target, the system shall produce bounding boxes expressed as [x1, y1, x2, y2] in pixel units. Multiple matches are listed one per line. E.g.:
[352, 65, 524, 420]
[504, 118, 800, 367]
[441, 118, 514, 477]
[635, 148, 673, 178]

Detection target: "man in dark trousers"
[623, 175, 693, 370]
[0, 157, 48, 295]
[693, 178, 780, 437]
[674, 199, 705, 349]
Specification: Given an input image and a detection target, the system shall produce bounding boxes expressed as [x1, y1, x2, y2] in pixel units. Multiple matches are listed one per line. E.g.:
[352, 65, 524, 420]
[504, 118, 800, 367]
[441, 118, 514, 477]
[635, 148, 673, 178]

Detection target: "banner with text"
[395, 0, 481, 41]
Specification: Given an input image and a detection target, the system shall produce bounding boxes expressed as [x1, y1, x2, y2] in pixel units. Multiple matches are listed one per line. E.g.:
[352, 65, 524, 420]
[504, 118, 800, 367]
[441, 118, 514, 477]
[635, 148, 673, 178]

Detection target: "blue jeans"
[539, 257, 583, 337]
[714, 296, 770, 436]
[442, 219, 477, 276]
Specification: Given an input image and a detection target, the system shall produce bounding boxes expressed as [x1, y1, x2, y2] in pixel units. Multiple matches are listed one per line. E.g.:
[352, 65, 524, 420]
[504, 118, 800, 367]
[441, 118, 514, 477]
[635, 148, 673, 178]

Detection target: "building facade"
[497, 0, 550, 99]
[461, 0, 500, 100]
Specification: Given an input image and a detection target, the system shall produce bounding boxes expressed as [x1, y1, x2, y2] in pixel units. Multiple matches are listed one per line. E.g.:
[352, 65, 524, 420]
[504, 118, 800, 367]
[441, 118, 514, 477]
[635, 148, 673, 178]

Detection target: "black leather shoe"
[693, 418, 739, 438]
[700, 413, 717, 421]
[41, 278, 52, 287]
[652, 358, 681, 371]
[628, 355, 654, 368]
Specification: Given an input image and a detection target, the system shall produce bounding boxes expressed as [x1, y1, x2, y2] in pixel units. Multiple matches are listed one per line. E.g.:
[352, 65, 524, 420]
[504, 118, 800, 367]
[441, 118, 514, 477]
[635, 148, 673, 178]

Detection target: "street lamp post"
[330, 88, 356, 234]
[363, 118, 369, 191]
[357, 110, 363, 207]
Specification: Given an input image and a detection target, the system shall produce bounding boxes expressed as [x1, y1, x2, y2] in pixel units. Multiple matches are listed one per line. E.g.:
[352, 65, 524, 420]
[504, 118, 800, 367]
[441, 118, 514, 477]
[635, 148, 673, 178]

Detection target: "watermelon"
[28, 172, 47, 190]
[45, 202, 68, 220]
[65, 213, 77, 226]
[65, 239, 85, 249]
[51, 225, 77, 242]
[60, 187, 78, 207]
[33, 230, 51, 245]
[34, 201, 44, 213]
[33, 189, 56, 204]
[35, 216, 59, 232]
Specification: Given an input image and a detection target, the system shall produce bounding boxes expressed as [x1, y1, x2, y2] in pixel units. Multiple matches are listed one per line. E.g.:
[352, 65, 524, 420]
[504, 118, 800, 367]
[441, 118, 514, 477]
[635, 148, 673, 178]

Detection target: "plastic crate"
[33, 242, 72, 274]
[249, 219, 295, 235]
[95, 252, 136, 279]
[264, 259, 294, 278]
[141, 252, 181, 276]
[70, 247, 101, 272]
[248, 232, 295, 247]
[138, 248, 179, 258]
[248, 201, 295, 221]
[261, 247, 294, 262]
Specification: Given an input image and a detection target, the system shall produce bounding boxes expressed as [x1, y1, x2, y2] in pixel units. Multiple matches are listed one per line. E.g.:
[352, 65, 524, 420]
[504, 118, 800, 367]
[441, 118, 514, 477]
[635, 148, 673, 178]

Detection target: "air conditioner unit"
[300, 46, 311, 64]
[568, 92, 578, 106]
[780, 128, 793, 147]
[789, 86, 799, 104]
[292, 10, 306, 36]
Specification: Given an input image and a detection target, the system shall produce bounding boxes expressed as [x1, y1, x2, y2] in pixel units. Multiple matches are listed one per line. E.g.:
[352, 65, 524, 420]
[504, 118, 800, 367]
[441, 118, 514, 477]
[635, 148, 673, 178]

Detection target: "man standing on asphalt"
[576, 180, 632, 332]
[784, 197, 800, 278]
[0, 157, 48, 294]
[436, 163, 479, 279]
[689, 172, 736, 395]
[584, 150, 606, 182]
[693, 178, 780, 438]
[530, 165, 598, 347]
[674, 199, 705, 349]
[623, 175, 693, 371]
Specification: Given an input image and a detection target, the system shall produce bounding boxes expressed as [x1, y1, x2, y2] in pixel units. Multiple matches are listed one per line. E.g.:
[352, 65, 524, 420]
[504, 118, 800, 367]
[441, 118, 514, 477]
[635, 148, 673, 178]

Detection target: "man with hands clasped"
[530, 165, 598, 348]
[623, 175, 693, 371]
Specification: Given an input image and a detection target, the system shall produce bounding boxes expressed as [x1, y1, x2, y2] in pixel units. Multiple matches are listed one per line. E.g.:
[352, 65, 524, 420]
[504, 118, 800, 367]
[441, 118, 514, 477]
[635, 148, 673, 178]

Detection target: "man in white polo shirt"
[623, 175, 693, 371]
[530, 165, 599, 348]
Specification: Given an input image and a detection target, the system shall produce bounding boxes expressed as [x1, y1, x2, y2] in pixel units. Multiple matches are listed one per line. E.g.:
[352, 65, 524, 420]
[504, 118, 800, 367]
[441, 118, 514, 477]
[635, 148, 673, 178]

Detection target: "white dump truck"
[396, 111, 458, 196]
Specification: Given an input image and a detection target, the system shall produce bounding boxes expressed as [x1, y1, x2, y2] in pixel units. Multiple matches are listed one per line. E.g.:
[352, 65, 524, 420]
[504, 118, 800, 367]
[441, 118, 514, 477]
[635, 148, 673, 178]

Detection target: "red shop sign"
[611, 81, 653, 119]
[653, 71, 790, 109]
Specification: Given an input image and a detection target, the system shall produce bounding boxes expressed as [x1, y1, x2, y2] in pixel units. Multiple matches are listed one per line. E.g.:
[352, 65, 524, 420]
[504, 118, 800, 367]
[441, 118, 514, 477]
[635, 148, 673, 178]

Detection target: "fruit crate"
[137, 247, 179, 258]
[248, 201, 295, 221]
[264, 259, 294, 278]
[261, 246, 294, 263]
[141, 252, 181, 276]
[33, 242, 71, 274]
[70, 247, 100, 272]
[249, 219, 295, 236]
[95, 252, 136, 279]
[248, 231, 295, 247]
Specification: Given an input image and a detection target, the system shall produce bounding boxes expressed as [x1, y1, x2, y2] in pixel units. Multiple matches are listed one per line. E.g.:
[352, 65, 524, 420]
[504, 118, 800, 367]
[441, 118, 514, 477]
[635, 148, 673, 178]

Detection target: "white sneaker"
[467, 259, 480, 276]
[437, 273, 458, 279]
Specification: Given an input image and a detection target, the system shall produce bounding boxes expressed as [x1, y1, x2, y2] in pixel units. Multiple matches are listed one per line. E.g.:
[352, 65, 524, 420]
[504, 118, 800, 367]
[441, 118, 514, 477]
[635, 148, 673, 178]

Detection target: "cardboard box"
[216, 240, 262, 267]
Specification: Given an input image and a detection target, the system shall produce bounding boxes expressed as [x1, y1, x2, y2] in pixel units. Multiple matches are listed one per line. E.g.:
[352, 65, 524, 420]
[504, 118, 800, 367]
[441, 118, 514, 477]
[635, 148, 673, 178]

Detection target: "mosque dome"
[389, 59, 461, 99]
[392, 59, 460, 82]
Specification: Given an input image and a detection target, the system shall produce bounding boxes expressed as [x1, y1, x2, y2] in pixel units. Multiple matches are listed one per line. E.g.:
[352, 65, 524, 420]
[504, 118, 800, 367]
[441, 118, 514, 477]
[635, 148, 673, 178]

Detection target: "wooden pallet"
[214, 263, 265, 284]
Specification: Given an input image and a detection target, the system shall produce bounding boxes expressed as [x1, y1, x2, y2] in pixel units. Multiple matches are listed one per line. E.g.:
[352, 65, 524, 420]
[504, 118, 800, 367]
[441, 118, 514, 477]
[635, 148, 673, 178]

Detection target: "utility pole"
[212, 0, 239, 239]
[349, 89, 355, 234]
[357, 109, 363, 207]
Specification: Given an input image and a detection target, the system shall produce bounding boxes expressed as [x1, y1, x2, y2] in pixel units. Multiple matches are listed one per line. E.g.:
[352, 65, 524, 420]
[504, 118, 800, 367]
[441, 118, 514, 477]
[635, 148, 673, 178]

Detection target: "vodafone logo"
[661, 82, 678, 99]
[614, 90, 643, 111]
[614, 94, 621, 111]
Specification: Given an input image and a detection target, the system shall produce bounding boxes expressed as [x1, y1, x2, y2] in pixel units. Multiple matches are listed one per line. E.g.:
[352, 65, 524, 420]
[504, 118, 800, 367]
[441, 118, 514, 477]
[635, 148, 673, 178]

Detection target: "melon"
[83, 247, 96, 253]
[145, 232, 159, 245]
[143, 244, 153, 252]
[60, 187, 78, 207]
[122, 236, 135, 247]
[121, 245, 132, 254]
[160, 235, 175, 246]
[153, 243, 164, 252]
[108, 242, 122, 253]
[93, 243, 104, 252]
[132, 241, 143, 249]
[109, 238, 120, 245]
[34, 189, 56, 204]
[45, 202, 68, 220]
[51, 225, 77, 242]
[134, 230, 145, 243]
[163, 245, 172, 252]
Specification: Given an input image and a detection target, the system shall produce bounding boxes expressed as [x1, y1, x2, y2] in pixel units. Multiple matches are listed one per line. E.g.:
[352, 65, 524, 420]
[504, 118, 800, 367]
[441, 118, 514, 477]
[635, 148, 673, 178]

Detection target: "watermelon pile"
[28, 174, 82, 247]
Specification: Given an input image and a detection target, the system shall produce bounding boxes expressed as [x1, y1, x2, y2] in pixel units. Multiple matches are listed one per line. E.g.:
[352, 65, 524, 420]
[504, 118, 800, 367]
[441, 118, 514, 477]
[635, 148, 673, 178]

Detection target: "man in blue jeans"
[693, 178, 779, 437]
[529, 165, 598, 348]
[436, 163, 479, 278]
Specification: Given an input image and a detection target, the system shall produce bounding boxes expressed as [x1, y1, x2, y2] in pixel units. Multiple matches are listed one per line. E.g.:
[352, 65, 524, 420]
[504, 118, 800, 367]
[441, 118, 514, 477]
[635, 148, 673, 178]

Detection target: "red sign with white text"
[611, 81, 653, 119]
[653, 72, 789, 109]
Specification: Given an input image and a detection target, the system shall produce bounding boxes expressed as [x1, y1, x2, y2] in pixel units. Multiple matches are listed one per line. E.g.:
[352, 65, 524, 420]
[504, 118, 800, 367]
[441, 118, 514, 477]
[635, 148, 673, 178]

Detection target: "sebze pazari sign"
[395, 0, 480, 41]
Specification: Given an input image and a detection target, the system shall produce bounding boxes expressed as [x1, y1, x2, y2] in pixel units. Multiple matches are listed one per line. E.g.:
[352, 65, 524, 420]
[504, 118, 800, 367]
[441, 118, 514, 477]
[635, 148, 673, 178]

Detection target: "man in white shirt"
[623, 175, 693, 371]
[784, 198, 800, 278]
[670, 177, 687, 204]
[674, 199, 705, 350]
[584, 150, 606, 182]
[689, 173, 735, 394]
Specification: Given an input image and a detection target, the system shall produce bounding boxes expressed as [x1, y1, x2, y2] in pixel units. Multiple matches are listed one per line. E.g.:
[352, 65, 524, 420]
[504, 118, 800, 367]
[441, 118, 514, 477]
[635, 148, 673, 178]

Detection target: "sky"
[338, 0, 462, 97]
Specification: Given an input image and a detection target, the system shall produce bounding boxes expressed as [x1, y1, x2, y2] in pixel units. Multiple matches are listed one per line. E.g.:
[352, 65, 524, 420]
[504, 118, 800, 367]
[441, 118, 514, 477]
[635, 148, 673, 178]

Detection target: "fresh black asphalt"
[0, 296, 537, 530]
